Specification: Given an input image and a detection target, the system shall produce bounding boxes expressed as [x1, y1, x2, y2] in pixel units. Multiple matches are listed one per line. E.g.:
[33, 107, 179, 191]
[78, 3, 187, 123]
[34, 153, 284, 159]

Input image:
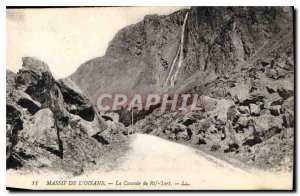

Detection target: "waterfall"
[163, 12, 189, 89]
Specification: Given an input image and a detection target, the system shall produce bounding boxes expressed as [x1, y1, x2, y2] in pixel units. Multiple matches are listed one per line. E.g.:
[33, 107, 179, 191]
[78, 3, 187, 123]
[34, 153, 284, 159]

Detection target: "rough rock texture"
[68, 7, 293, 171]
[134, 34, 294, 171]
[70, 7, 293, 102]
[57, 78, 96, 122]
[7, 7, 294, 173]
[6, 57, 127, 174]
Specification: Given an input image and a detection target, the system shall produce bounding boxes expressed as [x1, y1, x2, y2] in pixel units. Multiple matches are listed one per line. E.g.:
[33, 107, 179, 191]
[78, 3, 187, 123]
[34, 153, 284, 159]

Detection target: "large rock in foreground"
[6, 57, 127, 174]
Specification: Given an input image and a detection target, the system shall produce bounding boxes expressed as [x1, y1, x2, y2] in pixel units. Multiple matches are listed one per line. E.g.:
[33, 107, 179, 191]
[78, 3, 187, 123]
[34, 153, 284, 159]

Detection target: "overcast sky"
[6, 7, 188, 79]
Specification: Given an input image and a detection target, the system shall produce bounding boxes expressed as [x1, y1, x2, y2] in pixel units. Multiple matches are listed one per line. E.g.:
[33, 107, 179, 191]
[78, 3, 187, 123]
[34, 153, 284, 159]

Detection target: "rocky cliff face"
[70, 7, 293, 101]
[69, 7, 294, 170]
[6, 57, 127, 174]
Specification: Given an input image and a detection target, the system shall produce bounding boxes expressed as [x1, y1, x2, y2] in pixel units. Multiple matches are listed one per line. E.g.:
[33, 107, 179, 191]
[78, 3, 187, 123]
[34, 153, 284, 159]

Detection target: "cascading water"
[163, 12, 189, 89]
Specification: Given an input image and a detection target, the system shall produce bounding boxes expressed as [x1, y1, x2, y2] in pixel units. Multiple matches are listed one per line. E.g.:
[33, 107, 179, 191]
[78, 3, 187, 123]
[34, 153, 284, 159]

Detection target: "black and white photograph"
[4, 5, 296, 191]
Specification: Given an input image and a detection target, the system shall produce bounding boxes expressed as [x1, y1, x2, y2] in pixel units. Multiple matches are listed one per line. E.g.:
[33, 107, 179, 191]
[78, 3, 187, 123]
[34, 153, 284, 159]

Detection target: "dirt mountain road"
[114, 133, 292, 190]
[6, 133, 293, 190]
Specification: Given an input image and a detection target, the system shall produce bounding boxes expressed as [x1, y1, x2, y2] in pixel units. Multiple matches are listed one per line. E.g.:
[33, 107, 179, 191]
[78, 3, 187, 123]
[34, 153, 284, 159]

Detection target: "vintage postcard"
[6, 6, 294, 190]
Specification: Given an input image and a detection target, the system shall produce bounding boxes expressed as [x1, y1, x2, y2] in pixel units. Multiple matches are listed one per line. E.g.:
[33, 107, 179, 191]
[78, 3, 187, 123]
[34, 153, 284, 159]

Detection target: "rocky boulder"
[214, 99, 235, 123]
[15, 90, 41, 114]
[6, 57, 127, 173]
[58, 78, 95, 122]
[252, 114, 283, 140]
[93, 121, 127, 145]
[229, 81, 251, 103]
[249, 104, 260, 116]
[15, 57, 55, 106]
[23, 109, 59, 151]
[202, 96, 217, 111]
[6, 70, 16, 94]
[101, 112, 120, 122]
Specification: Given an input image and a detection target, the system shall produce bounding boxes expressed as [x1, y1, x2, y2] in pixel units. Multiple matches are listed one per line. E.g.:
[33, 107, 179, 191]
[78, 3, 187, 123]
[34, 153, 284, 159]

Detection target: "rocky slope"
[69, 7, 294, 170]
[134, 33, 294, 171]
[70, 7, 293, 102]
[6, 57, 128, 174]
